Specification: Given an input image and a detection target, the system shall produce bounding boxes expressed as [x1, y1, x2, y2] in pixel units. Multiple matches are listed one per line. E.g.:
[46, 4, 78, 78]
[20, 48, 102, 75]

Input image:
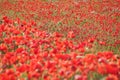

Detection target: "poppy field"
[0, 0, 120, 80]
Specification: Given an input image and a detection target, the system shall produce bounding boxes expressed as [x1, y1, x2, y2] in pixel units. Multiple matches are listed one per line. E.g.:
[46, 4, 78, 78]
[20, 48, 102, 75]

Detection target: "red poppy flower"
[67, 31, 75, 38]
[0, 43, 7, 51]
[106, 74, 118, 80]
[106, 64, 119, 75]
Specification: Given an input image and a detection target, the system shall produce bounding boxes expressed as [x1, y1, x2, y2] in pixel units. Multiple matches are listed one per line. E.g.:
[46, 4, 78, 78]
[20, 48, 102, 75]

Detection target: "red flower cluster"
[0, 18, 120, 80]
[0, 0, 120, 80]
[0, 0, 120, 46]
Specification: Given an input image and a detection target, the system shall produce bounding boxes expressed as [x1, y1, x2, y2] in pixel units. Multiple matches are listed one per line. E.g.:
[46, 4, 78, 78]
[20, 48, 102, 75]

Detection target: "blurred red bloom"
[105, 64, 119, 75]
[67, 31, 75, 38]
[106, 74, 118, 80]
[104, 51, 114, 59]
[17, 64, 29, 73]
[0, 43, 7, 51]
[74, 75, 87, 80]
[99, 41, 106, 45]
[97, 63, 107, 74]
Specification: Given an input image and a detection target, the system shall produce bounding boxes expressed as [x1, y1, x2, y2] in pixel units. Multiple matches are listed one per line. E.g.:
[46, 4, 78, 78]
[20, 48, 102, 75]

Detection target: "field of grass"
[0, 0, 120, 80]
